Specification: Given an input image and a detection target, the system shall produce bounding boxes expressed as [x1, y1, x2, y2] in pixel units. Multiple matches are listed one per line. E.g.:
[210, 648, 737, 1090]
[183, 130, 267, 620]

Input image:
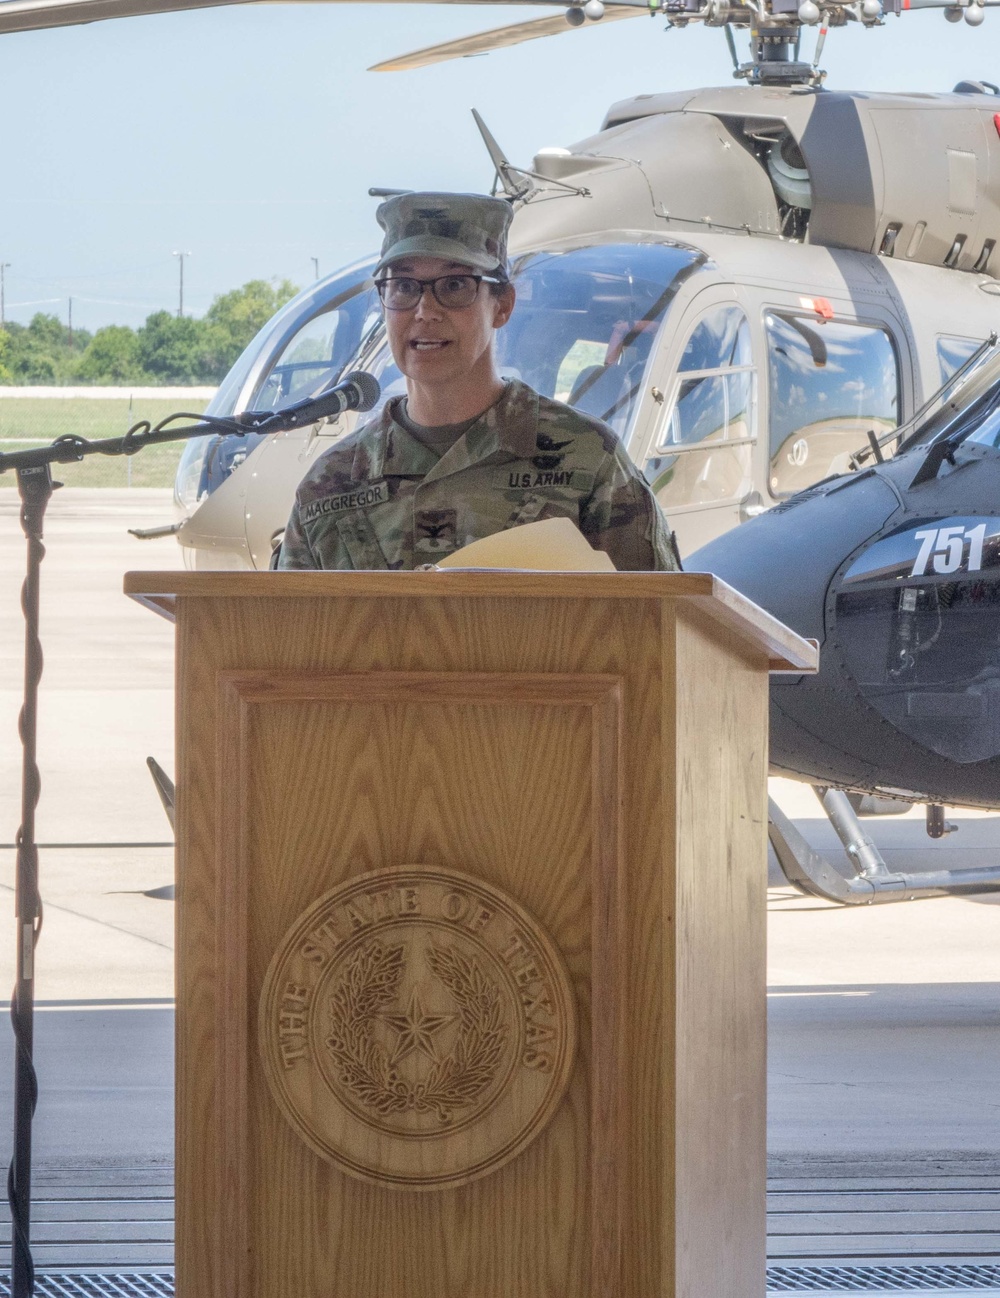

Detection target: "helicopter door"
[764, 309, 901, 499]
[634, 298, 757, 556]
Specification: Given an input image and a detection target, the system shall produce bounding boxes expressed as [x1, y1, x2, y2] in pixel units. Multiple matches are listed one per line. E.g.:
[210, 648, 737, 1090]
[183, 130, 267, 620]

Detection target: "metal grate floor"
[767, 1263, 1000, 1291]
[0, 1268, 998, 1295]
[0, 1280, 175, 1297]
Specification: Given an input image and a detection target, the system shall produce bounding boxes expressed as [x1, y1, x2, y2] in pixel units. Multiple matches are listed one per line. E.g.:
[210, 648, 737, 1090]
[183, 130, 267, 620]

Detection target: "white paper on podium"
[434, 518, 616, 572]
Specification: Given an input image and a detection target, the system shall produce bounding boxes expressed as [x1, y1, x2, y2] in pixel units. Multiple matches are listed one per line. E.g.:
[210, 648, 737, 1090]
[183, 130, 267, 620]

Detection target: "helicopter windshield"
[203, 258, 380, 419]
[175, 259, 379, 510]
[355, 240, 706, 440]
[893, 336, 1000, 458]
[964, 404, 1000, 451]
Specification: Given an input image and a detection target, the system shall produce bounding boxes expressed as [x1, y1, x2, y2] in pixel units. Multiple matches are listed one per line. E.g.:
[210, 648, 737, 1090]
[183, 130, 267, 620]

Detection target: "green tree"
[76, 325, 147, 384]
[0, 278, 302, 387]
[201, 279, 299, 379]
[0, 329, 15, 385]
[137, 311, 213, 384]
[4, 313, 91, 384]
[27, 313, 67, 350]
[6, 316, 61, 383]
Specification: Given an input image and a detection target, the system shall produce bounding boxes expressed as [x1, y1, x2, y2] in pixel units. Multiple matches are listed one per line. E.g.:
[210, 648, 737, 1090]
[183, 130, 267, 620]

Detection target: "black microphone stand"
[1, 411, 238, 1297]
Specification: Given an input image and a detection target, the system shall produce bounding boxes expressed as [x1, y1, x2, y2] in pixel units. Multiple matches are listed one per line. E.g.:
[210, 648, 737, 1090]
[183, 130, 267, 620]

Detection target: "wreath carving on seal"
[325, 939, 509, 1124]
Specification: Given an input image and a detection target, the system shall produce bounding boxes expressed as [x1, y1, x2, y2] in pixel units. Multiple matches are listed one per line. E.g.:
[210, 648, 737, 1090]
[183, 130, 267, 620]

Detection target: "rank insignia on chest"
[414, 508, 458, 553]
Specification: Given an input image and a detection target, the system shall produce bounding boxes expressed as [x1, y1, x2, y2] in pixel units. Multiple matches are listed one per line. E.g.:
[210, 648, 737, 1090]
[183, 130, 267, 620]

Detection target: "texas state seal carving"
[258, 865, 577, 1190]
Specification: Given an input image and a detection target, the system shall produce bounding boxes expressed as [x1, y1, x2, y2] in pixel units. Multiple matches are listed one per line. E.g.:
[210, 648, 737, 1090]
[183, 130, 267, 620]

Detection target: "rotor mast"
[653, 0, 824, 85]
[650, 0, 993, 86]
[744, 21, 812, 83]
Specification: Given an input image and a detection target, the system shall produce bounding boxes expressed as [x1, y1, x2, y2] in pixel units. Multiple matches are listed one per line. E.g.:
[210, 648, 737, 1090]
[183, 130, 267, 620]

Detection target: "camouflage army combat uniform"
[278, 380, 677, 572]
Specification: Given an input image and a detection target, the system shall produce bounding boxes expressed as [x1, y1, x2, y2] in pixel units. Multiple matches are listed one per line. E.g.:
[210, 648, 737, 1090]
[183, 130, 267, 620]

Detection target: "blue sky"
[0, 0, 996, 331]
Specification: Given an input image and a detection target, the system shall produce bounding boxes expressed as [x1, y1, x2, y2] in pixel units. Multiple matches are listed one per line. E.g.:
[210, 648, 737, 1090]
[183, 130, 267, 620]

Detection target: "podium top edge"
[124, 569, 818, 673]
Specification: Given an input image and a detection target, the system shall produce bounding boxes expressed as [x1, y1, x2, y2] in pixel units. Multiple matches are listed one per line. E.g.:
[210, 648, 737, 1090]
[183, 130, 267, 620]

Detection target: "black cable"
[7, 463, 52, 1297]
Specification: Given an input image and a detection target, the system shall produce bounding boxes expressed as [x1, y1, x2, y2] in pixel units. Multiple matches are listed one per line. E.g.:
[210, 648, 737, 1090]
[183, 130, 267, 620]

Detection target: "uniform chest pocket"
[335, 510, 390, 570]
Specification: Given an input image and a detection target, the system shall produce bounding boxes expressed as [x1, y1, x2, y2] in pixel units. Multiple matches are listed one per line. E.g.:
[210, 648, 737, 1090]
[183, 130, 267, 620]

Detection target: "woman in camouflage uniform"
[278, 191, 678, 572]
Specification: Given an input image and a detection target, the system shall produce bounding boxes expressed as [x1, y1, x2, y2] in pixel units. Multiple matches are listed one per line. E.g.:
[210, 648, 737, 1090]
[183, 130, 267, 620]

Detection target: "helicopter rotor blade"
[0, 0, 995, 42]
[370, 5, 646, 73]
[0, 0, 249, 31]
[0, 0, 606, 36]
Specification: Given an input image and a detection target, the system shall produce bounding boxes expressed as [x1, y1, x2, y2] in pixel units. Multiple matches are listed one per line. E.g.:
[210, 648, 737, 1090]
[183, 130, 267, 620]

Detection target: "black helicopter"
[691, 339, 1000, 903]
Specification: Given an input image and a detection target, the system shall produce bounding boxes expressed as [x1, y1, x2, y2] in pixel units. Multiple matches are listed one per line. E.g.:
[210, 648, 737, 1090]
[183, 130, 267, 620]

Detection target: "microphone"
[237, 370, 381, 433]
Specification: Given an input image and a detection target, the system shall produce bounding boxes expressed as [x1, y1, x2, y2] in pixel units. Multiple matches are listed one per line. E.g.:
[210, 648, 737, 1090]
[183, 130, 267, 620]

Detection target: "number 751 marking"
[911, 523, 987, 576]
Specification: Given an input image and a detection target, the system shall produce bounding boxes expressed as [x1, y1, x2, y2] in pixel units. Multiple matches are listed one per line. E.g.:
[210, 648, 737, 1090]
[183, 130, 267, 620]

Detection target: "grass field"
[0, 396, 210, 489]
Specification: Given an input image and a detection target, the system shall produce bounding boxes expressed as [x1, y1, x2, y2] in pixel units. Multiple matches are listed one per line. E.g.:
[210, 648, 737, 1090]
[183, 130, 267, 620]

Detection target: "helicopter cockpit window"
[664, 306, 753, 447]
[899, 347, 1000, 458]
[964, 404, 1000, 450]
[943, 383, 1000, 462]
[766, 313, 898, 497]
[640, 306, 756, 511]
[937, 336, 981, 386]
[355, 241, 705, 440]
[248, 287, 380, 412]
[176, 260, 379, 512]
[679, 304, 752, 373]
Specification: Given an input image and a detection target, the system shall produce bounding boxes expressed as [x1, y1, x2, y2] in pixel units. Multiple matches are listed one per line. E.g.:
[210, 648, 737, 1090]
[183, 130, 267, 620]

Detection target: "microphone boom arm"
[0, 412, 236, 476]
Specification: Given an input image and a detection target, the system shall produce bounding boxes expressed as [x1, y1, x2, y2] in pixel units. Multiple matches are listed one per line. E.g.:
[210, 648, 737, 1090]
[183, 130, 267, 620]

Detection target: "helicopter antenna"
[471, 108, 534, 200]
[470, 109, 591, 200]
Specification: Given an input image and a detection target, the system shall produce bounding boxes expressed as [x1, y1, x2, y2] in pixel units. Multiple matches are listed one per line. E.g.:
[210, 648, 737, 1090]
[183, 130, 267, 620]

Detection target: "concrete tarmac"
[0, 487, 998, 1195]
[0, 488, 178, 1175]
[767, 784, 1000, 1166]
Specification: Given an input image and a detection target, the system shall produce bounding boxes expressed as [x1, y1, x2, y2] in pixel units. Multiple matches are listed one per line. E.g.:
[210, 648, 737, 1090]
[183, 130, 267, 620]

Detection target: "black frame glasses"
[374, 273, 505, 311]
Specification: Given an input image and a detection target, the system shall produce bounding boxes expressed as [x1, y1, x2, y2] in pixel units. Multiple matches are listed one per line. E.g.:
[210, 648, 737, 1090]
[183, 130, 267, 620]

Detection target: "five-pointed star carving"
[380, 989, 456, 1066]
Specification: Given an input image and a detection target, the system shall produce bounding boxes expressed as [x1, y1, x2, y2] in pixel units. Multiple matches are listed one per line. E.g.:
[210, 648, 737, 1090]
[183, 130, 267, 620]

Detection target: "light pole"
[172, 250, 191, 318]
[311, 257, 319, 280]
[1, 263, 11, 328]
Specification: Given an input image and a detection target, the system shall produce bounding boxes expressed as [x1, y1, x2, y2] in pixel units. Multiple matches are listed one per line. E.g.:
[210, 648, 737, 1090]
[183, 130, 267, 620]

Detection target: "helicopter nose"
[688, 472, 902, 787]
[688, 472, 901, 646]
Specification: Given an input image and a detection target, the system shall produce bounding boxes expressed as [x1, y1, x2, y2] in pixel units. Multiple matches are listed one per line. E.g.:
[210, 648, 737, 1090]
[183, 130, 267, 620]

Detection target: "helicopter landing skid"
[768, 787, 1000, 905]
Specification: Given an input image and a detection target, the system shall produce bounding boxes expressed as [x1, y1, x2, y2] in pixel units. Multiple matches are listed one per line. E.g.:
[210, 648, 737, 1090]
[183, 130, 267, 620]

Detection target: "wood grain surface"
[124, 569, 818, 673]
[156, 579, 772, 1298]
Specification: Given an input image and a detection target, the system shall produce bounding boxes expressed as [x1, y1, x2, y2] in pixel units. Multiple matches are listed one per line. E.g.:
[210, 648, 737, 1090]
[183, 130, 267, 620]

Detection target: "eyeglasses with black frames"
[374, 273, 505, 312]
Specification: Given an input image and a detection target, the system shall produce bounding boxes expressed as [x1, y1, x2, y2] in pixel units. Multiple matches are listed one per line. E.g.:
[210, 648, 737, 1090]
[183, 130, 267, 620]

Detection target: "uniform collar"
[356, 379, 539, 483]
[352, 402, 438, 480]
[463, 379, 539, 463]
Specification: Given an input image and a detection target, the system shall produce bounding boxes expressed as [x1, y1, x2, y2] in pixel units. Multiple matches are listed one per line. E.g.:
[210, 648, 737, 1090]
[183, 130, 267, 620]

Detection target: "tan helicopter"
[1, 0, 997, 566]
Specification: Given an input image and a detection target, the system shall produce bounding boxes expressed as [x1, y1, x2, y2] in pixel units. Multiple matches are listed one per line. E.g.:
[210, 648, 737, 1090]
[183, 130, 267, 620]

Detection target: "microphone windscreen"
[342, 370, 381, 413]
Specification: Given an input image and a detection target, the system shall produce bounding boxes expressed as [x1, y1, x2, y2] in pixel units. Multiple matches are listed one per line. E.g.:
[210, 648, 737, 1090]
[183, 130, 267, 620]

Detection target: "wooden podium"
[125, 570, 816, 1298]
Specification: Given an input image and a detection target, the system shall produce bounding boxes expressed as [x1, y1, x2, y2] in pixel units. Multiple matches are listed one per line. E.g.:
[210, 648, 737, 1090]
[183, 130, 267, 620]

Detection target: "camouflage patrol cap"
[374, 191, 512, 278]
